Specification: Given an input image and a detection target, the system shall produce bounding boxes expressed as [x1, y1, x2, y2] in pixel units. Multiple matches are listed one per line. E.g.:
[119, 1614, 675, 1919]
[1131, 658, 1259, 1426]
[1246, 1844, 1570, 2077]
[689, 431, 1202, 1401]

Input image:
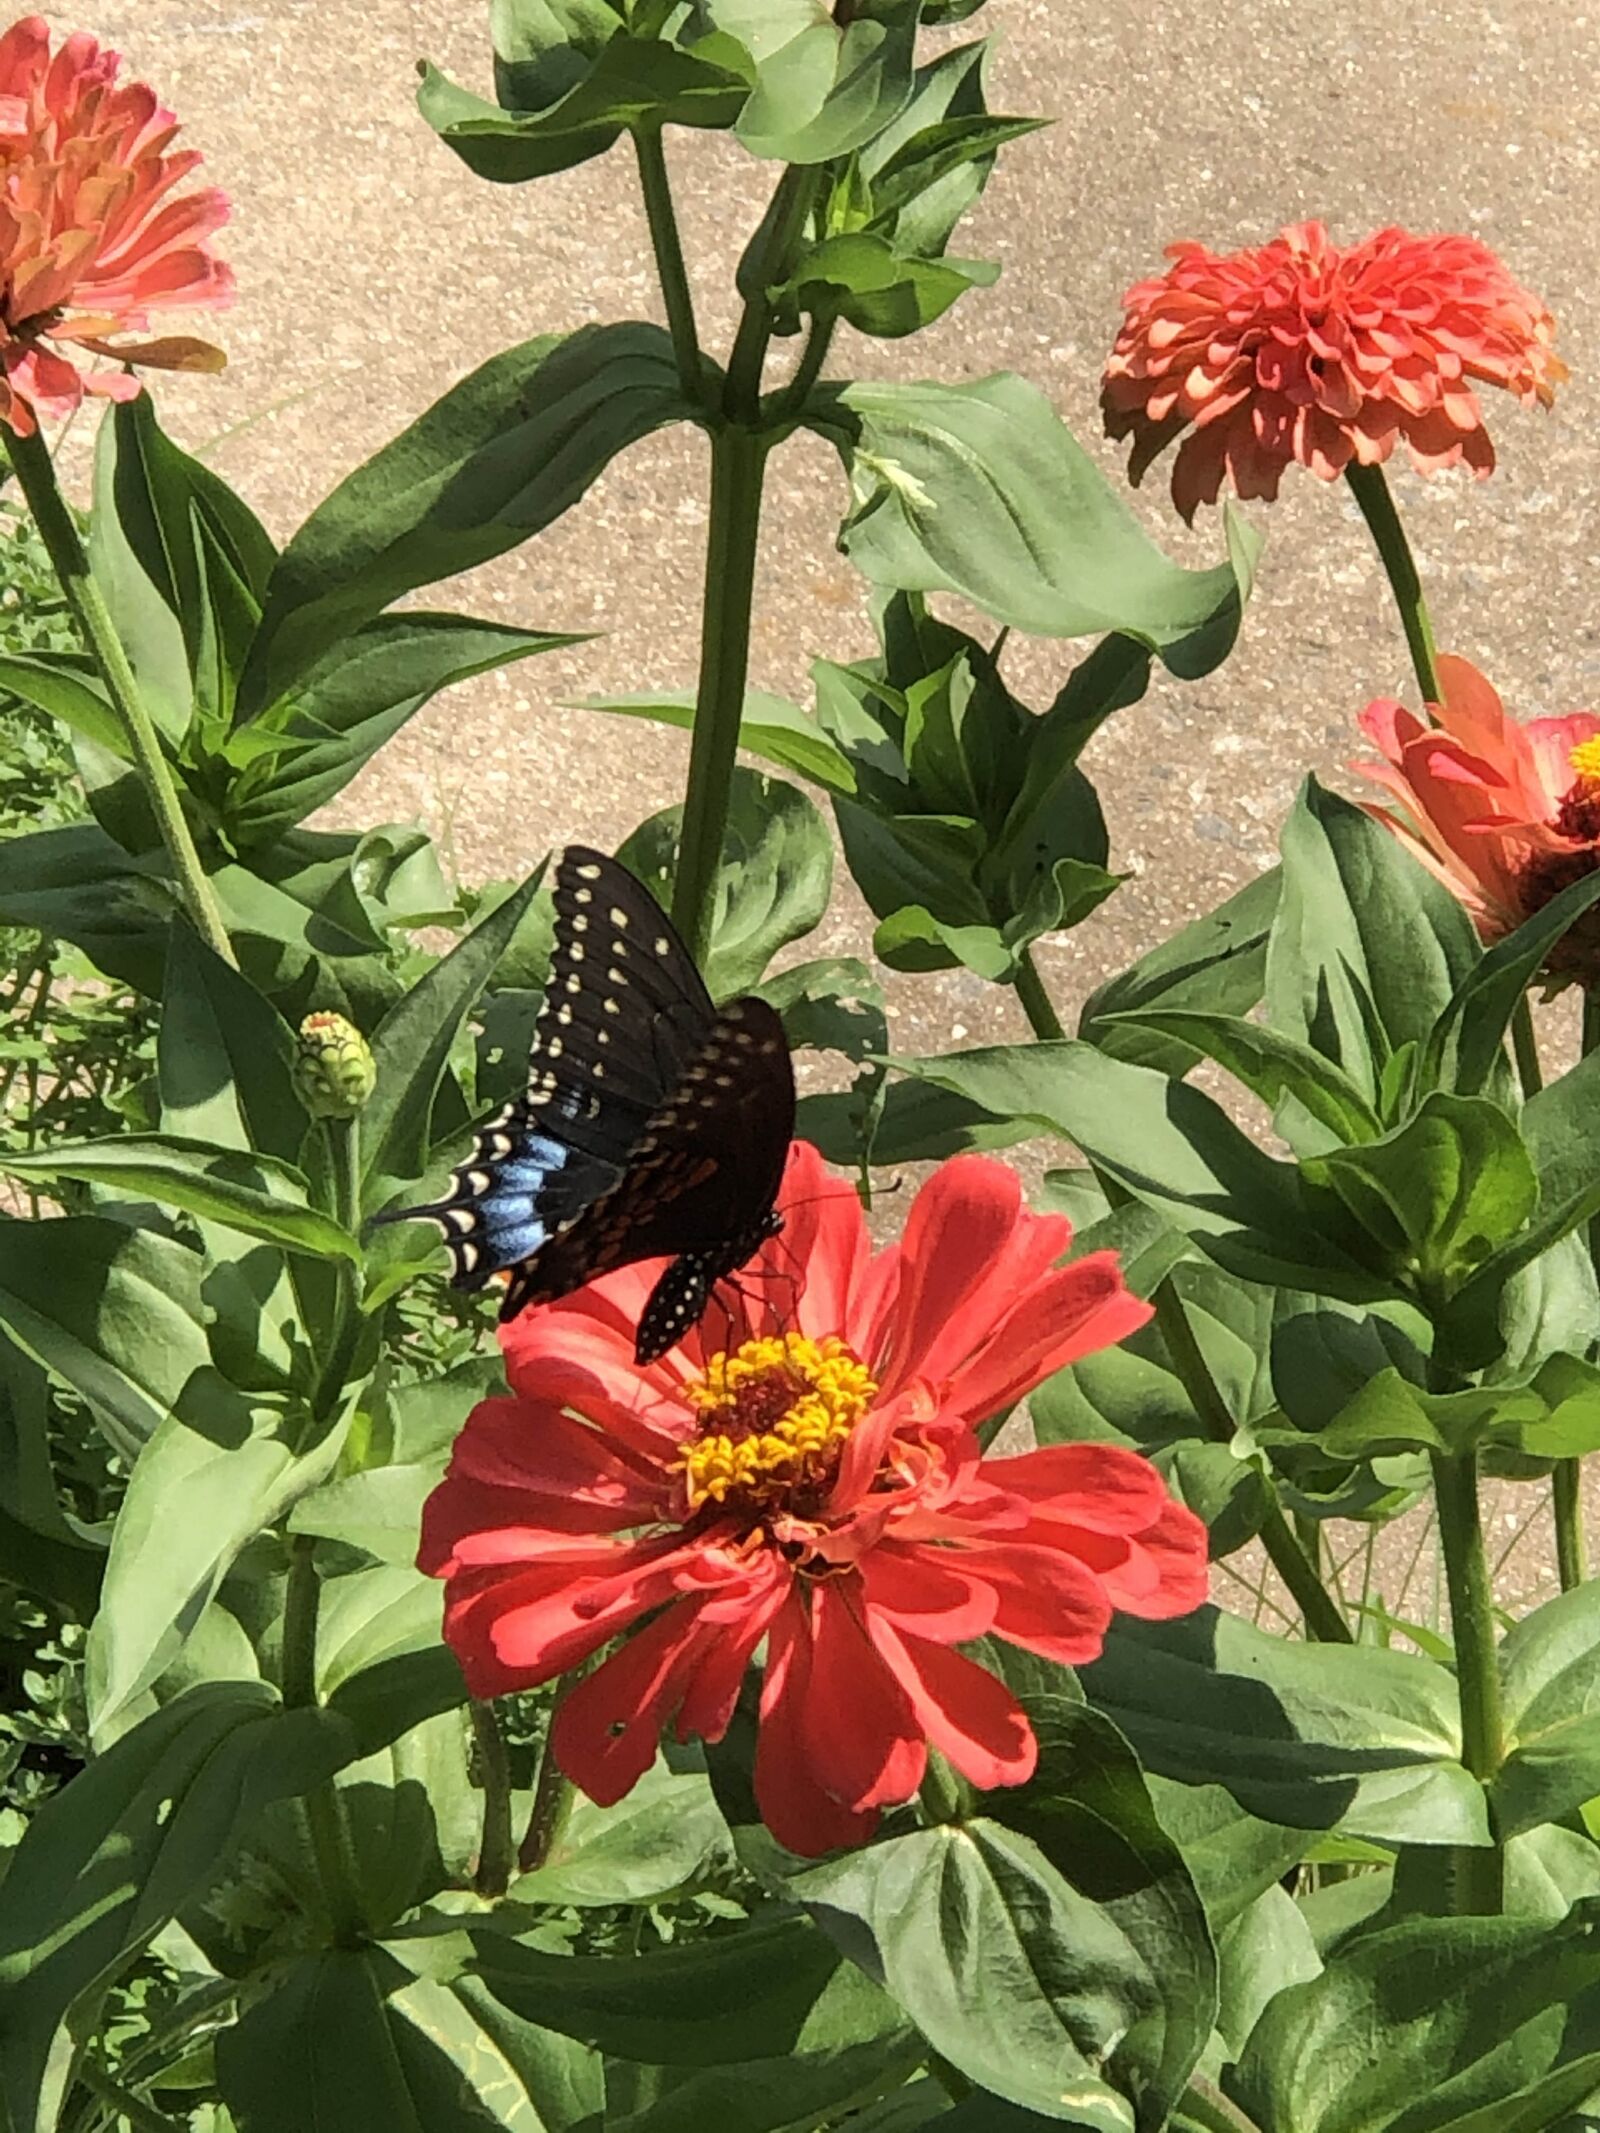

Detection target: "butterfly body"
[386, 847, 795, 1363]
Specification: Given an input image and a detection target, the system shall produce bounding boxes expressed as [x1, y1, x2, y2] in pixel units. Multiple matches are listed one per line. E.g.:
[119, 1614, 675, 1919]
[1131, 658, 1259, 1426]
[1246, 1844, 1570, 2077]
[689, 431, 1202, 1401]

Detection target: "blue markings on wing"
[468, 1132, 572, 1260]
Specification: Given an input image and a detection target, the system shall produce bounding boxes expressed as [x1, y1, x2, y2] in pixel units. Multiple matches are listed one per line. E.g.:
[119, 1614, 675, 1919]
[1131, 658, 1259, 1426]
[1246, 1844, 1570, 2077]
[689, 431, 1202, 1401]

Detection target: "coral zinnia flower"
[420, 1143, 1206, 1857]
[0, 17, 233, 437]
[1103, 220, 1564, 521]
[1354, 653, 1600, 981]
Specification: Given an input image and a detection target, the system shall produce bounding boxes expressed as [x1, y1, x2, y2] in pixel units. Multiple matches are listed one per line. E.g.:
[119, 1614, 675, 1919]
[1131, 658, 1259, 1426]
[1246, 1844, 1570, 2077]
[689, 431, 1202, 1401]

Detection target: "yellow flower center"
[1570, 737, 1600, 783]
[679, 1333, 877, 1515]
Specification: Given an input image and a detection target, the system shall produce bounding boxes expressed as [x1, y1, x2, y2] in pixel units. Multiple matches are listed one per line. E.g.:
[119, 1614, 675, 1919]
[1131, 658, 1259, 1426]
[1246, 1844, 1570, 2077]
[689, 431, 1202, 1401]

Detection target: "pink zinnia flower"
[0, 16, 233, 436]
[1103, 220, 1564, 521]
[1354, 653, 1600, 981]
[420, 1143, 1207, 1857]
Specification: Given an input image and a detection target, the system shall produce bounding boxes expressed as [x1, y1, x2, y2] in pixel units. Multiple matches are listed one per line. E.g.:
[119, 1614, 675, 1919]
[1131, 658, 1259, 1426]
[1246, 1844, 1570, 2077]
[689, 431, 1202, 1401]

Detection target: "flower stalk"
[633, 125, 704, 404]
[469, 1698, 516, 1898]
[5, 423, 236, 966]
[282, 1534, 367, 1945]
[1345, 461, 1442, 706]
[1431, 1448, 1506, 1912]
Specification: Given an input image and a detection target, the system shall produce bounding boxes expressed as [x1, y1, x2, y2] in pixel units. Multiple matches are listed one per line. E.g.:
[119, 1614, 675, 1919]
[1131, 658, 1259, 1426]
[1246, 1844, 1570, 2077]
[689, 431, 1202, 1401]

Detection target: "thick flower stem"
[314, 1113, 365, 1420]
[282, 1533, 367, 1945]
[1178, 2078, 1266, 2133]
[1012, 946, 1067, 1041]
[724, 166, 820, 423]
[770, 314, 837, 426]
[1431, 1449, 1506, 1912]
[519, 1678, 579, 1873]
[671, 422, 769, 965]
[469, 1698, 516, 1899]
[1511, 995, 1543, 1097]
[1344, 461, 1443, 707]
[4, 422, 235, 966]
[633, 126, 703, 403]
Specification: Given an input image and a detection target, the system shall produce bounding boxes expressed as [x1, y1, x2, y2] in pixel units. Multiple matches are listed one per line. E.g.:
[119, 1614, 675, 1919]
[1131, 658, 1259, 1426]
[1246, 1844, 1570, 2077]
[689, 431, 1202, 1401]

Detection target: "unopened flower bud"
[293, 1011, 375, 1120]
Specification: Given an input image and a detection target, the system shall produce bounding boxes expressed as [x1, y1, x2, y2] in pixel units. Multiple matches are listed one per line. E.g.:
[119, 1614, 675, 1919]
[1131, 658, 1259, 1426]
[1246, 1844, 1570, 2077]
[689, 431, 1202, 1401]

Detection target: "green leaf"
[691, 0, 924, 162]
[776, 230, 997, 337]
[0, 650, 125, 757]
[513, 1765, 732, 1907]
[1265, 778, 1481, 1100]
[1146, 1778, 1310, 1933]
[86, 1374, 350, 1733]
[0, 1134, 361, 1264]
[420, 34, 746, 183]
[218, 1943, 605, 2133]
[572, 687, 857, 793]
[796, 1072, 1037, 1169]
[1420, 868, 1600, 1097]
[0, 821, 173, 994]
[158, 922, 305, 1161]
[618, 769, 832, 995]
[891, 1041, 1381, 1299]
[1080, 868, 1279, 1075]
[0, 1215, 209, 1461]
[1497, 1585, 1600, 1838]
[755, 954, 887, 1062]
[1320, 1355, 1600, 1466]
[807, 373, 1259, 674]
[229, 615, 582, 847]
[1081, 1605, 1488, 1845]
[799, 1812, 1205, 2131]
[1105, 1008, 1383, 1150]
[0, 1685, 353, 2133]
[1523, 1044, 1600, 1215]
[1300, 1093, 1537, 1290]
[0, 1347, 104, 1620]
[241, 325, 692, 709]
[1214, 1884, 1322, 2063]
[363, 868, 544, 1198]
[1232, 1900, 1600, 2133]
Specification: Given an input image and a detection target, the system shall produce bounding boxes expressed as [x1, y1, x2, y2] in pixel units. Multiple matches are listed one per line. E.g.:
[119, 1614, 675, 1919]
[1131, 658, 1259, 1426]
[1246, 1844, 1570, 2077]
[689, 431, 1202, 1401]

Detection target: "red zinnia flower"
[0, 16, 233, 436]
[420, 1144, 1206, 1857]
[1354, 653, 1600, 982]
[1103, 220, 1564, 521]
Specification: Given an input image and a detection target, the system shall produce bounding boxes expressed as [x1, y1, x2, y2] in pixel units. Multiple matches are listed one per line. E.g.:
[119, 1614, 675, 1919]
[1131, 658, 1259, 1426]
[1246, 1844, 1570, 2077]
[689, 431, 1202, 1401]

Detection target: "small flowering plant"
[6, 5, 1600, 2133]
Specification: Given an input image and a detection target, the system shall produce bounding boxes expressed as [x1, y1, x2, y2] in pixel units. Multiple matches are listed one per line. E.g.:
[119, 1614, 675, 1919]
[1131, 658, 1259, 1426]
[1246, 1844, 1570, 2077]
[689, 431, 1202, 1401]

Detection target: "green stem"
[1431, 1449, 1505, 1912]
[633, 126, 703, 402]
[725, 166, 820, 422]
[1013, 945, 1066, 1041]
[315, 1113, 364, 1418]
[1344, 461, 1442, 706]
[770, 313, 836, 425]
[1511, 995, 1543, 1097]
[469, 1697, 516, 1899]
[1177, 2078, 1266, 2133]
[1554, 1460, 1587, 1592]
[73, 2063, 181, 2133]
[669, 423, 769, 965]
[4, 424, 235, 965]
[282, 1533, 366, 1944]
[1153, 1283, 1353, 1644]
[519, 1679, 579, 1873]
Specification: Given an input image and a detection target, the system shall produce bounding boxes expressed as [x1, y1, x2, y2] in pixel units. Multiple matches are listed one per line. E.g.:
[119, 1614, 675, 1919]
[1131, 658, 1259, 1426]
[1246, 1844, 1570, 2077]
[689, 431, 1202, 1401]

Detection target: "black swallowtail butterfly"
[384, 846, 796, 1363]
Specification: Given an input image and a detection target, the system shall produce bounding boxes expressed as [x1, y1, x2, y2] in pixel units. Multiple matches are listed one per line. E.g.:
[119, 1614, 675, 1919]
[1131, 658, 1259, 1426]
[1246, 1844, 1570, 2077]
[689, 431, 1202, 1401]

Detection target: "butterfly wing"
[501, 994, 796, 1325]
[384, 845, 717, 1290]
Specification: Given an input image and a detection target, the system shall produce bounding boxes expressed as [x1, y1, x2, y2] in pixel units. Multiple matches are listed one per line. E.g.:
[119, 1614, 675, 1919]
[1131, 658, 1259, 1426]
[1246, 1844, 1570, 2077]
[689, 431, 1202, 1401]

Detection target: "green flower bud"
[293, 1011, 376, 1120]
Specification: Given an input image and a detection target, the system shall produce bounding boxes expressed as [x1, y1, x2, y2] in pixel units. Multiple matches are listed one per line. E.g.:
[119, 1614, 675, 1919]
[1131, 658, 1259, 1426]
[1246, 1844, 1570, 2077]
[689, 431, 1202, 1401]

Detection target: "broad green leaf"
[618, 769, 832, 995]
[241, 326, 692, 710]
[1300, 1093, 1537, 1290]
[755, 954, 886, 1062]
[0, 1685, 353, 2133]
[1523, 1044, 1600, 1213]
[88, 392, 194, 739]
[218, 1943, 605, 2133]
[0, 1134, 360, 1264]
[0, 650, 125, 756]
[86, 1373, 350, 1734]
[690, 0, 923, 162]
[796, 1072, 1036, 1169]
[363, 868, 544, 1198]
[158, 923, 305, 1160]
[1107, 1008, 1382, 1154]
[229, 616, 583, 847]
[776, 230, 997, 336]
[1497, 1585, 1600, 1837]
[604, 2036, 926, 2133]
[1080, 868, 1279, 1077]
[315, 1561, 468, 1757]
[1320, 1356, 1600, 1467]
[571, 687, 857, 793]
[891, 1041, 1381, 1299]
[419, 35, 745, 184]
[1421, 868, 1600, 1097]
[513, 1765, 732, 1908]
[0, 821, 173, 993]
[0, 1215, 209, 1461]
[1081, 1606, 1488, 1845]
[799, 1814, 1203, 2131]
[1437, 1172, 1600, 1373]
[1232, 1900, 1600, 2133]
[1214, 1884, 1322, 2062]
[463, 1911, 892, 2068]
[1265, 779, 1480, 1099]
[1146, 1778, 1310, 1932]
[0, 1346, 103, 1620]
[807, 374, 1259, 674]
